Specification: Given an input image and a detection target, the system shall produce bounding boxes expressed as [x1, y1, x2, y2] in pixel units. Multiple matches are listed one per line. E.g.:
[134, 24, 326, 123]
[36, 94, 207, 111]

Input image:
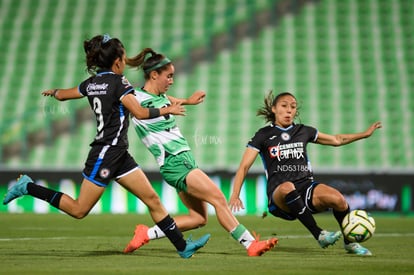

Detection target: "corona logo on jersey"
[268, 142, 305, 161]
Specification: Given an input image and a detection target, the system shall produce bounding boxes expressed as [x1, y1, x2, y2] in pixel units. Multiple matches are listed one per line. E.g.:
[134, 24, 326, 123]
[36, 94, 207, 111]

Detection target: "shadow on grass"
[274, 246, 322, 253]
[1, 249, 123, 258]
[1, 246, 224, 259]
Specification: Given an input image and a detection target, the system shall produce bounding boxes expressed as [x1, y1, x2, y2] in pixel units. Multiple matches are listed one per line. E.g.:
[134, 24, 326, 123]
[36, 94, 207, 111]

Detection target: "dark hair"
[83, 34, 125, 75]
[257, 91, 299, 123]
[126, 48, 171, 80]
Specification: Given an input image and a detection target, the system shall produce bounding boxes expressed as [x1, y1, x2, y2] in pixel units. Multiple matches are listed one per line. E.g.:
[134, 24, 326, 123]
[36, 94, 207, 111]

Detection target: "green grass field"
[1, 213, 413, 274]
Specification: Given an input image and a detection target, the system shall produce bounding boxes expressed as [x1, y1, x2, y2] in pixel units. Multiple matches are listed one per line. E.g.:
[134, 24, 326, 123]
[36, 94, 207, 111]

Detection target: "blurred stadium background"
[0, 0, 413, 214]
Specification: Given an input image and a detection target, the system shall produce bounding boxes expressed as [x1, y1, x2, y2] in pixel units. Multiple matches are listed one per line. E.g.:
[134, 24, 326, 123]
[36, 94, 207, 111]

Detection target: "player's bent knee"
[336, 196, 349, 211]
[196, 216, 208, 228]
[276, 182, 295, 195]
[71, 209, 90, 219]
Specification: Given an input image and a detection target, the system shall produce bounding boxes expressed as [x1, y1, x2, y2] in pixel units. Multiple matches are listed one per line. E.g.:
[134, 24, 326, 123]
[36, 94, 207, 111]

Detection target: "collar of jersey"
[139, 87, 164, 98]
[96, 69, 115, 75]
[272, 123, 294, 131]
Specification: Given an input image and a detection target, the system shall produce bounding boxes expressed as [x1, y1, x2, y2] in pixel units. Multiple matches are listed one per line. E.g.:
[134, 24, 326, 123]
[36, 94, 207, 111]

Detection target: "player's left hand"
[187, 90, 206, 105]
[365, 121, 382, 136]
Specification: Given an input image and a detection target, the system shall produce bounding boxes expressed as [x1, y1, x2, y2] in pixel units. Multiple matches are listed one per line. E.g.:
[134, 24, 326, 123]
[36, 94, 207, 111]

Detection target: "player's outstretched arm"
[229, 148, 259, 212]
[122, 93, 186, 119]
[41, 87, 83, 101]
[316, 121, 382, 146]
[168, 90, 206, 106]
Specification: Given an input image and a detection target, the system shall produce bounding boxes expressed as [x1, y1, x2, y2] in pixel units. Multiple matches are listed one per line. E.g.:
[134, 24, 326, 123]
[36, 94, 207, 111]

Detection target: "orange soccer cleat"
[247, 232, 278, 257]
[124, 224, 150, 253]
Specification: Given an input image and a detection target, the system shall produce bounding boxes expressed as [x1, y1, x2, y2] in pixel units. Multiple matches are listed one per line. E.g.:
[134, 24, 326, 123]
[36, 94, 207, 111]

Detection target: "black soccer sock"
[285, 190, 322, 240]
[156, 215, 186, 251]
[27, 182, 63, 209]
[333, 205, 351, 244]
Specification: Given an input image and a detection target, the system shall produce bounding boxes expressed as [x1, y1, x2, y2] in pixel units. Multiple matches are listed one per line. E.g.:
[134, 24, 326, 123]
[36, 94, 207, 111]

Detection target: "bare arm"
[316, 121, 382, 146]
[122, 93, 186, 119]
[42, 88, 83, 101]
[168, 90, 206, 105]
[229, 147, 259, 212]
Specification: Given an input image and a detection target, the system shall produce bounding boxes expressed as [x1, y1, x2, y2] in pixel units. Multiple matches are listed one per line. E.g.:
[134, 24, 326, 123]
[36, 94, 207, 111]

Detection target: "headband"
[144, 57, 171, 73]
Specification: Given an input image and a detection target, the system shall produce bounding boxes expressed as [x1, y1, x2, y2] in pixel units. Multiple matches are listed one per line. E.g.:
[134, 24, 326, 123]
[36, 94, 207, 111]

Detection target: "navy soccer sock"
[27, 182, 63, 209]
[285, 190, 322, 239]
[333, 206, 351, 244]
[156, 215, 186, 251]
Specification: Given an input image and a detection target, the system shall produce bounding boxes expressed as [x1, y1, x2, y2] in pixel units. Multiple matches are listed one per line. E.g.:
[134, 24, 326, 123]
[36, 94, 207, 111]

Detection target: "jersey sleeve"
[78, 77, 92, 96]
[117, 75, 135, 101]
[305, 125, 318, 142]
[247, 129, 265, 152]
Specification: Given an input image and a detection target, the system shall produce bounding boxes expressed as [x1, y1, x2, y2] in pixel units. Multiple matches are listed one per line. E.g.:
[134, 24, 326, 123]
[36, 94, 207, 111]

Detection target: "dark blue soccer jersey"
[79, 71, 134, 148]
[247, 123, 318, 196]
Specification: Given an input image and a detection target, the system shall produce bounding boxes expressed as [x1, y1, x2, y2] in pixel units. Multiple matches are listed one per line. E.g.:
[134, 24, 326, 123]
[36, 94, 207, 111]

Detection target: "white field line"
[1, 233, 414, 242]
[274, 232, 414, 239]
[0, 236, 102, 241]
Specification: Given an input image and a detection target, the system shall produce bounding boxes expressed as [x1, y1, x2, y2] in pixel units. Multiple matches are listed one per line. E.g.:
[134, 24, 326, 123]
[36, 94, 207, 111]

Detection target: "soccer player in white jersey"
[123, 48, 278, 257]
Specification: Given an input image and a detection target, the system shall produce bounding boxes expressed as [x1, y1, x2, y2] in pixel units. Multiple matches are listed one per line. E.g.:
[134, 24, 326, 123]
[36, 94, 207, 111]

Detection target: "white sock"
[147, 225, 165, 240]
[230, 224, 255, 249]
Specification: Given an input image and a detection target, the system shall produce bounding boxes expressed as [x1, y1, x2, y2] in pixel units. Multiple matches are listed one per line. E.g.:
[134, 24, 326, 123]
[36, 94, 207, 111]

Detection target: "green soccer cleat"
[177, 234, 211, 259]
[344, 243, 372, 256]
[318, 230, 342, 248]
[3, 174, 32, 205]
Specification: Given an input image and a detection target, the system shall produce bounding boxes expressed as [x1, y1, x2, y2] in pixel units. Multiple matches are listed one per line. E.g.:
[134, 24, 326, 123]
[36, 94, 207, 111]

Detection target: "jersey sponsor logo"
[86, 83, 109, 95]
[269, 145, 280, 158]
[268, 142, 305, 161]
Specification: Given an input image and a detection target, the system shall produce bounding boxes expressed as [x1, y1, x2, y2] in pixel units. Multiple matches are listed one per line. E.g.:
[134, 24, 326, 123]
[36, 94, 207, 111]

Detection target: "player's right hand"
[167, 101, 186, 116]
[229, 195, 245, 213]
[41, 89, 56, 97]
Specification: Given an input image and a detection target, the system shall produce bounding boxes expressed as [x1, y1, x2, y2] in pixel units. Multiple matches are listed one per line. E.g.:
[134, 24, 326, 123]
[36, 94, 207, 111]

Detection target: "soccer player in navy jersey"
[3, 34, 209, 258]
[229, 91, 381, 256]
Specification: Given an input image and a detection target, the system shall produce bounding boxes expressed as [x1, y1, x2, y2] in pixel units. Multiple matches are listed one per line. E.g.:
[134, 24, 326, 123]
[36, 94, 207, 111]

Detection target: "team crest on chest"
[281, 132, 290, 141]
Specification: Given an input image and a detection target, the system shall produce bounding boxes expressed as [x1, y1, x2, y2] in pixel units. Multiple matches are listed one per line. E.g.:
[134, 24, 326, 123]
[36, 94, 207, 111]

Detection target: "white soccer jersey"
[132, 88, 190, 166]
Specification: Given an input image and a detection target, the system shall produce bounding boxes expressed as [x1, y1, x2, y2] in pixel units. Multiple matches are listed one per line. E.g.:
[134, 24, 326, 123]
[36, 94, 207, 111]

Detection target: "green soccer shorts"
[160, 151, 198, 192]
